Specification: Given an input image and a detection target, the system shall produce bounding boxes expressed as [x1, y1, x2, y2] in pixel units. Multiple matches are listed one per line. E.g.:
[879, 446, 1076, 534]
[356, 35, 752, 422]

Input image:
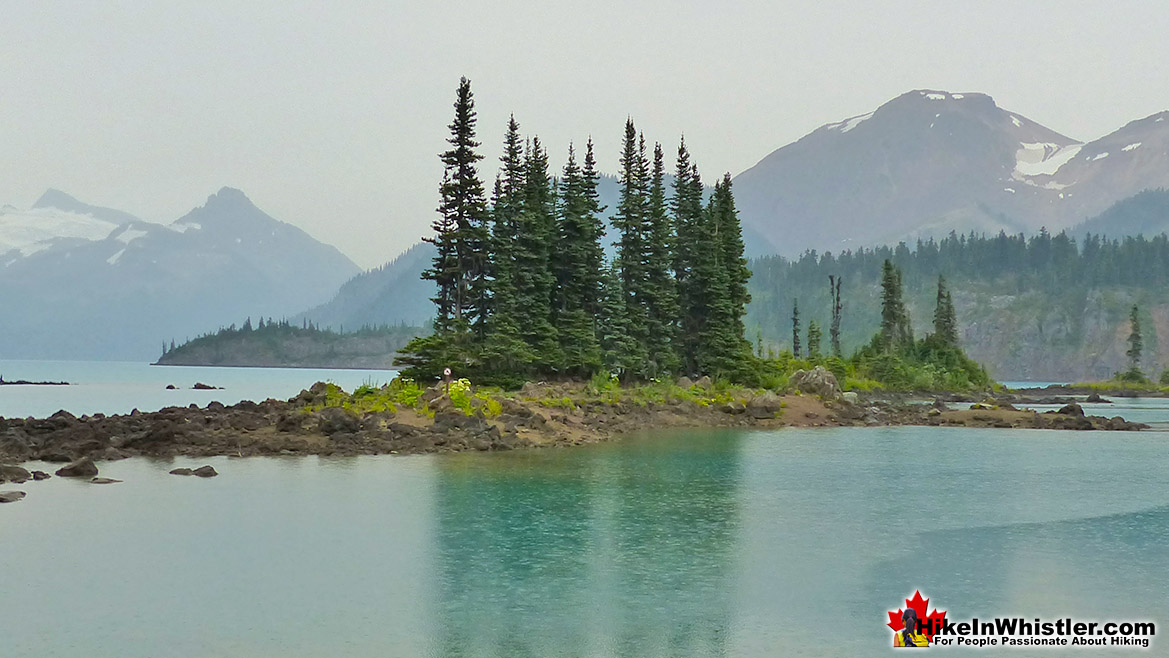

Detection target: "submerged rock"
[169, 468, 194, 476]
[0, 490, 27, 503]
[90, 477, 122, 484]
[55, 457, 98, 478]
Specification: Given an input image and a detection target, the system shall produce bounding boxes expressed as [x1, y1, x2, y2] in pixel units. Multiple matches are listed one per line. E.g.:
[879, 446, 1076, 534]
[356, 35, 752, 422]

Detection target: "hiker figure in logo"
[895, 608, 929, 647]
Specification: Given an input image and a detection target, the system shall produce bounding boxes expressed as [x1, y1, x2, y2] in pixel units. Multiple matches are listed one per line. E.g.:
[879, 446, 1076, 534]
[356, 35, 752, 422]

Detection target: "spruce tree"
[479, 118, 534, 376]
[514, 137, 560, 370]
[879, 260, 912, 352]
[436, 76, 490, 335]
[402, 77, 489, 378]
[807, 320, 822, 358]
[671, 138, 704, 374]
[829, 275, 842, 357]
[933, 274, 958, 346]
[714, 173, 752, 342]
[1126, 305, 1143, 376]
[422, 170, 458, 333]
[612, 120, 650, 374]
[791, 299, 802, 357]
[642, 142, 681, 377]
[553, 143, 604, 376]
[598, 263, 639, 379]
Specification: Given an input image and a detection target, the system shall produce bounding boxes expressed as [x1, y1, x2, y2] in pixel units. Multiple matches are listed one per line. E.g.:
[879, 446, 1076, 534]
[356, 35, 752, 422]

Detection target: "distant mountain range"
[0, 188, 359, 360]
[733, 89, 1169, 257]
[6, 88, 1169, 370]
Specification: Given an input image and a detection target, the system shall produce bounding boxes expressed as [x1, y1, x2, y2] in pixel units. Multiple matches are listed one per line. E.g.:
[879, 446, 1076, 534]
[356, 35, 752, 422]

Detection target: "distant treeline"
[157, 318, 423, 369]
[748, 229, 1169, 354]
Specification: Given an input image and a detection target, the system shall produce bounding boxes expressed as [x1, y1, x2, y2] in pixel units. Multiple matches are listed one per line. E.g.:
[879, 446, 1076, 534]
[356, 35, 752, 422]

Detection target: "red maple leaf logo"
[887, 590, 947, 642]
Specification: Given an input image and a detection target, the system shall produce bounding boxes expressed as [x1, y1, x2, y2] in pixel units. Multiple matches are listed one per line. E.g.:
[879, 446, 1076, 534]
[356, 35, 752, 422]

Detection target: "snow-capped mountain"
[733, 90, 1169, 257]
[0, 190, 135, 259]
[0, 188, 359, 360]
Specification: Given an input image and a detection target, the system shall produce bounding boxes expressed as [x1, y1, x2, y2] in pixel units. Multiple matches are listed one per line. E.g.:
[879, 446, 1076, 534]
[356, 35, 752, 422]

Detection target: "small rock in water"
[166, 384, 178, 390]
[192, 465, 218, 478]
[192, 382, 221, 390]
[55, 457, 98, 478]
[0, 464, 32, 484]
[171, 465, 217, 477]
[31, 471, 50, 481]
[90, 477, 122, 485]
[0, 490, 27, 503]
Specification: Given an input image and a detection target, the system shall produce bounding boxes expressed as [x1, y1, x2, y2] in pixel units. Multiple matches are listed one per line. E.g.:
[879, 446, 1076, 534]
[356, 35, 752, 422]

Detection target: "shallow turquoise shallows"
[2, 426, 1167, 657]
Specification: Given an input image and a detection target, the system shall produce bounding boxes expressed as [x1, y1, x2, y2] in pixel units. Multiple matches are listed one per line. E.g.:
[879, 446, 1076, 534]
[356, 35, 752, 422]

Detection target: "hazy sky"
[4, 1, 1168, 268]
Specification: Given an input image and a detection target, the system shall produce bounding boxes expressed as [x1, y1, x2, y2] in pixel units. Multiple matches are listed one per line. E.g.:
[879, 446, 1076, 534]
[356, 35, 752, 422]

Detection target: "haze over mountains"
[3, 88, 1169, 372]
[734, 89, 1169, 257]
[0, 188, 358, 360]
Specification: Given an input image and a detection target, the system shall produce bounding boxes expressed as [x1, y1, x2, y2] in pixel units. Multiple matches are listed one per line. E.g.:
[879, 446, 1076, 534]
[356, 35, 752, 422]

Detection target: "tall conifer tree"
[553, 143, 604, 376]
[829, 275, 843, 356]
[612, 120, 650, 373]
[933, 274, 958, 346]
[791, 299, 801, 357]
[514, 137, 560, 369]
[642, 142, 681, 377]
[1127, 305, 1143, 376]
[435, 76, 490, 334]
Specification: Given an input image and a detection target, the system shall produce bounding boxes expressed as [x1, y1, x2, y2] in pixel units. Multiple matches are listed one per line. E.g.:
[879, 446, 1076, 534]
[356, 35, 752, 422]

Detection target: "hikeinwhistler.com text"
[920, 617, 1155, 649]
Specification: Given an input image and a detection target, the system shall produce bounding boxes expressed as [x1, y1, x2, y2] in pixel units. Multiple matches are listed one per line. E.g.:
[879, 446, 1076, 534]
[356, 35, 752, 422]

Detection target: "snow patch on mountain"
[0, 206, 119, 256]
[1092, 152, 1110, 161]
[840, 112, 873, 133]
[1013, 143, 1083, 178]
[114, 227, 149, 244]
[1123, 142, 1142, 152]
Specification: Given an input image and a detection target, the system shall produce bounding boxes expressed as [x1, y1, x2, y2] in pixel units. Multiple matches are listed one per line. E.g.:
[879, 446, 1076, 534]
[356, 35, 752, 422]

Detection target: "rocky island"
[0, 369, 1146, 480]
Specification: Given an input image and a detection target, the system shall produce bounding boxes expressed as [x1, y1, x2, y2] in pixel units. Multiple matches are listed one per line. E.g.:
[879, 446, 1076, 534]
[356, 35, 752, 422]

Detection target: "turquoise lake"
[3, 422, 1168, 656]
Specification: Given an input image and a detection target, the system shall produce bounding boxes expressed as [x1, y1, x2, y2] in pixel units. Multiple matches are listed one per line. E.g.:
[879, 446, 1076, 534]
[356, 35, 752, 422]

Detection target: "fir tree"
[436, 76, 491, 334]
[612, 120, 650, 373]
[598, 263, 639, 379]
[553, 142, 604, 376]
[401, 77, 490, 378]
[513, 137, 560, 369]
[642, 142, 681, 377]
[1126, 305, 1143, 376]
[479, 119, 535, 377]
[691, 176, 752, 377]
[791, 299, 801, 357]
[671, 138, 704, 374]
[879, 260, 912, 351]
[933, 274, 958, 346]
[807, 320, 822, 358]
[829, 275, 842, 357]
[714, 173, 752, 342]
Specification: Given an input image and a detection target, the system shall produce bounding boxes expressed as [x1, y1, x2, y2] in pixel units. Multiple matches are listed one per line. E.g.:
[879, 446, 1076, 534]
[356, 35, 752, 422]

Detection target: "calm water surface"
[0, 360, 395, 418]
[3, 426, 1168, 656]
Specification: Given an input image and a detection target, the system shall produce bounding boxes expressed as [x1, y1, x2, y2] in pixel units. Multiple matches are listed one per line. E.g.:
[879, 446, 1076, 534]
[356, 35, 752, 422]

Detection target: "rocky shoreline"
[0, 377, 1149, 475]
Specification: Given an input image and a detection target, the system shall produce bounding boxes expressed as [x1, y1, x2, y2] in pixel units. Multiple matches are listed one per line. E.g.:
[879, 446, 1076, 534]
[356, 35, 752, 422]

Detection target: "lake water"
[3, 425, 1168, 656]
[0, 360, 396, 418]
[2, 366, 1168, 655]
